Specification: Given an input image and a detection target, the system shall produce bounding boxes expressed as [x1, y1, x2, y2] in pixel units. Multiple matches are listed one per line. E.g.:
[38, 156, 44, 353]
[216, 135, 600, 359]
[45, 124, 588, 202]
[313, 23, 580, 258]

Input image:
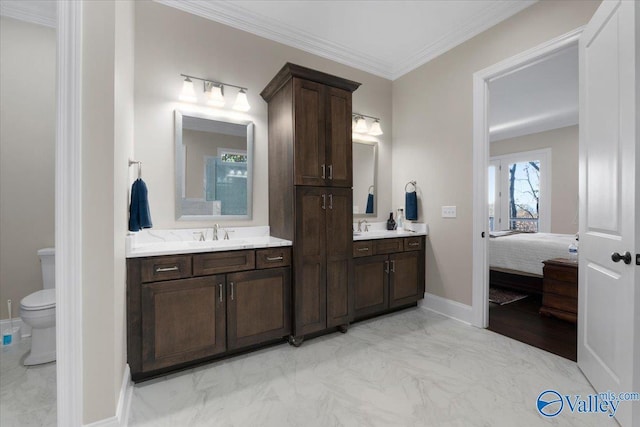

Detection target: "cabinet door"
[353, 255, 389, 319]
[325, 188, 353, 327]
[389, 251, 422, 308]
[325, 87, 352, 187]
[227, 267, 291, 350]
[141, 276, 226, 372]
[294, 78, 326, 186]
[294, 187, 327, 335]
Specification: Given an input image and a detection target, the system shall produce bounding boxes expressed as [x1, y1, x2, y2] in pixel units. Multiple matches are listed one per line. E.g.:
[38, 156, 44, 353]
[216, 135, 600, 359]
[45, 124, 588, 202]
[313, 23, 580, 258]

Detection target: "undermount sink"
[186, 240, 246, 248]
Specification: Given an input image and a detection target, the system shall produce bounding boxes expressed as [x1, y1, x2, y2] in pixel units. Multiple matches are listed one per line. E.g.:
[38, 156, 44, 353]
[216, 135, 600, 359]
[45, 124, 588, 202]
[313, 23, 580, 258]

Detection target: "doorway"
[471, 29, 582, 356]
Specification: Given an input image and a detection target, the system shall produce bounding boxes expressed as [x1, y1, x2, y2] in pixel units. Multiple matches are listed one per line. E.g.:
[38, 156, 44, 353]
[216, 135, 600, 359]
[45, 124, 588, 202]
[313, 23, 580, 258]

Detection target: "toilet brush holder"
[2, 299, 20, 346]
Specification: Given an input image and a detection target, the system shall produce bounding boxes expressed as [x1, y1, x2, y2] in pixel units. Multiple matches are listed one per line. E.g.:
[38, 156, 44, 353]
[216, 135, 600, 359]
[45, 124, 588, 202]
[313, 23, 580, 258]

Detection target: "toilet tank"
[38, 248, 55, 289]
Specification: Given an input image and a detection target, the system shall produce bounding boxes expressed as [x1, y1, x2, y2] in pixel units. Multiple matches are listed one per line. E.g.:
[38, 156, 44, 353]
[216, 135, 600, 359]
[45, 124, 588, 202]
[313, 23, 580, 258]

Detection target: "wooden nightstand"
[539, 258, 578, 324]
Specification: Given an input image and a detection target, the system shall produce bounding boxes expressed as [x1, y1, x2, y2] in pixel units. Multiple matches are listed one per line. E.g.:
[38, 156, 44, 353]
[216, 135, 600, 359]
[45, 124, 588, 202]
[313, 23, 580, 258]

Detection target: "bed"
[489, 232, 577, 295]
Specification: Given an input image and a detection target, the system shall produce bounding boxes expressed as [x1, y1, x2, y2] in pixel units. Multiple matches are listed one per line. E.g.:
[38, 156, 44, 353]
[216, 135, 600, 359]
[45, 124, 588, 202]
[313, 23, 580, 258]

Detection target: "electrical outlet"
[442, 206, 457, 218]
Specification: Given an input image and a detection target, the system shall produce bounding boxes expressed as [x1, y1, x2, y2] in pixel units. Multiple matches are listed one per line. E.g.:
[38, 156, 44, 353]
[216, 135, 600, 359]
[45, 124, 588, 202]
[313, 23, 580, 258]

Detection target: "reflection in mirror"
[175, 110, 253, 220]
[353, 141, 377, 217]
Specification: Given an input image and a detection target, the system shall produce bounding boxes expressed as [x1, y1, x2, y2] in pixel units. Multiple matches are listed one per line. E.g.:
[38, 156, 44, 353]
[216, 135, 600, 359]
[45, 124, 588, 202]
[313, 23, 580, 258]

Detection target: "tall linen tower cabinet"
[261, 63, 361, 346]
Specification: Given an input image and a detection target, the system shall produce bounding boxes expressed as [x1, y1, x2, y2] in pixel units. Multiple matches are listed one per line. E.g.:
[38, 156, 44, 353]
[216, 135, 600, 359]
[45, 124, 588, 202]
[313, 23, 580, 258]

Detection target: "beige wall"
[82, 0, 134, 423]
[134, 1, 393, 228]
[491, 125, 578, 234]
[392, 0, 600, 305]
[0, 17, 55, 320]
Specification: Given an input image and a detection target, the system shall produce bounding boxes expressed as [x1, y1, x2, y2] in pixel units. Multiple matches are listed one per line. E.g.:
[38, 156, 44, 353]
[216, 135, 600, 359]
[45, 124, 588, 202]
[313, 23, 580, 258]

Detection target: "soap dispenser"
[386, 212, 396, 230]
[397, 208, 405, 231]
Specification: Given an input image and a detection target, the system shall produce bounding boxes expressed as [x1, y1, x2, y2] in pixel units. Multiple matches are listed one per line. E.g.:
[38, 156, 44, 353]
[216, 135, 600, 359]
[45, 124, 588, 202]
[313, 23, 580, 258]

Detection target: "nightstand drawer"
[544, 278, 578, 299]
[543, 294, 577, 314]
[544, 265, 577, 283]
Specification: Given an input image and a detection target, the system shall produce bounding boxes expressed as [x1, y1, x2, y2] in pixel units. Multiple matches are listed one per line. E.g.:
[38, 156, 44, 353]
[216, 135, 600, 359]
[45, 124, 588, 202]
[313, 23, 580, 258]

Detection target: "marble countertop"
[352, 222, 429, 241]
[126, 226, 292, 258]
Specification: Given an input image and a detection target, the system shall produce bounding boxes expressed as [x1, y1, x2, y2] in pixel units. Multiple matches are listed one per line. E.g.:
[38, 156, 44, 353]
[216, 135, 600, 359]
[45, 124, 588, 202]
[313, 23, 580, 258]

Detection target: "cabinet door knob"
[390, 260, 396, 273]
[329, 194, 333, 210]
[218, 283, 223, 303]
[321, 164, 326, 179]
[385, 260, 389, 274]
[321, 194, 326, 210]
[612, 251, 632, 264]
[328, 164, 333, 180]
[230, 282, 235, 300]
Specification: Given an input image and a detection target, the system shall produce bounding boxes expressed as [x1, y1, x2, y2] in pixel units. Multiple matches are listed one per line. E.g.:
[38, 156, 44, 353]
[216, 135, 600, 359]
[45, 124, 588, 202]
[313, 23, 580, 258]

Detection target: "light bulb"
[179, 77, 197, 103]
[207, 84, 225, 107]
[368, 119, 383, 136]
[233, 89, 250, 112]
[354, 116, 368, 133]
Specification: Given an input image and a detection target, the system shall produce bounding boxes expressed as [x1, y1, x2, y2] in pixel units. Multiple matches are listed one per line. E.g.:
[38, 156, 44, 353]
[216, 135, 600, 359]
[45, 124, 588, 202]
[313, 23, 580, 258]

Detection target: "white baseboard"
[83, 364, 133, 427]
[0, 318, 30, 338]
[422, 292, 474, 325]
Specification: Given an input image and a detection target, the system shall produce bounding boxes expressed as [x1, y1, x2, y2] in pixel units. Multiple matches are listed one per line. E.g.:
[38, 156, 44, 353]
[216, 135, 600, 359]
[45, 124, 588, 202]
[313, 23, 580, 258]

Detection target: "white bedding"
[489, 232, 576, 276]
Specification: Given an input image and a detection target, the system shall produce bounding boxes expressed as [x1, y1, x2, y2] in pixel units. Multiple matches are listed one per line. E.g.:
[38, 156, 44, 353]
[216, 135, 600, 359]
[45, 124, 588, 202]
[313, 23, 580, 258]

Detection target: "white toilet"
[20, 248, 56, 365]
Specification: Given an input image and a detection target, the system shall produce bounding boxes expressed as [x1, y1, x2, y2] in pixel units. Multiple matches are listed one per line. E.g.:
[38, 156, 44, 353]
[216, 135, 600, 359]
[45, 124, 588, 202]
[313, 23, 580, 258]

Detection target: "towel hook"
[405, 180, 417, 192]
[368, 185, 375, 195]
[128, 159, 142, 179]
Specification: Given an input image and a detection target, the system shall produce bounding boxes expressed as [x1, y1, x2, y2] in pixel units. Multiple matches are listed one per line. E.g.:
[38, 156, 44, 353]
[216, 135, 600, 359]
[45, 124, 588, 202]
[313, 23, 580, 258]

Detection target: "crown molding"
[155, 0, 536, 81]
[0, 0, 56, 28]
[391, 0, 537, 79]
[155, 0, 393, 79]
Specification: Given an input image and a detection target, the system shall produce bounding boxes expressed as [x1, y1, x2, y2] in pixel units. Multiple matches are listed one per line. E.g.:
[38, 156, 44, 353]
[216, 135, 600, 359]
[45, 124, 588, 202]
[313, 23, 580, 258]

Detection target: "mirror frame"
[353, 139, 378, 218]
[175, 110, 254, 221]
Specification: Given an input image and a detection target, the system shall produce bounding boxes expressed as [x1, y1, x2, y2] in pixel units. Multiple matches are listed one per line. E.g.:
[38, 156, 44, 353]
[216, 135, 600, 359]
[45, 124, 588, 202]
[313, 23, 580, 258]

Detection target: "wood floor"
[488, 288, 577, 361]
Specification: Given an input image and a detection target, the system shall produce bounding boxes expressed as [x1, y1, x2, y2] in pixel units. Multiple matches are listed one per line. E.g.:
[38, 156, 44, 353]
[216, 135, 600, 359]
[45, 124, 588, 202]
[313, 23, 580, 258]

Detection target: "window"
[489, 149, 551, 232]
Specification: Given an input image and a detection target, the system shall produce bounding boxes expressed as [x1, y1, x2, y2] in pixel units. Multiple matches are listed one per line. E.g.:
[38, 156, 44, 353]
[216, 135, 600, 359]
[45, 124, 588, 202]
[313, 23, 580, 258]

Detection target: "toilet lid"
[20, 289, 56, 310]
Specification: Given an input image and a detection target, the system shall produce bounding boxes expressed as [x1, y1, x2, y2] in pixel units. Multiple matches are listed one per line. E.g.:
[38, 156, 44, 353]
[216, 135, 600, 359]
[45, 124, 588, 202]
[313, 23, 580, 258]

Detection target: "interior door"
[578, 1, 638, 425]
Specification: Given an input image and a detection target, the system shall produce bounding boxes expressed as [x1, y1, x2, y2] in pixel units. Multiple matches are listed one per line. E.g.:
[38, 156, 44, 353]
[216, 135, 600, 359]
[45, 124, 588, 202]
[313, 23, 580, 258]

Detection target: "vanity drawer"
[374, 238, 404, 255]
[193, 250, 255, 276]
[141, 255, 192, 283]
[404, 237, 423, 251]
[353, 241, 374, 258]
[256, 247, 292, 269]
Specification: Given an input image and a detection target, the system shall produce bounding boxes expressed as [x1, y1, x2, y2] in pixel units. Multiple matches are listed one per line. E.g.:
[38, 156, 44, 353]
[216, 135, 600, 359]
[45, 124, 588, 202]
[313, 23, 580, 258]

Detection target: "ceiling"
[0, 0, 56, 28]
[157, 0, 536, 80]
[489, 44, 578, 142]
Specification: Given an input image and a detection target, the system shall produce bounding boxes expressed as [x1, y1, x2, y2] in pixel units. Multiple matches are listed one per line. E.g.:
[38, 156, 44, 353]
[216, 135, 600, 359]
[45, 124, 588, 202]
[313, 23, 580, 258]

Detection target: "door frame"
[471, 27, 582, 328]
[56, 0, 83, 425]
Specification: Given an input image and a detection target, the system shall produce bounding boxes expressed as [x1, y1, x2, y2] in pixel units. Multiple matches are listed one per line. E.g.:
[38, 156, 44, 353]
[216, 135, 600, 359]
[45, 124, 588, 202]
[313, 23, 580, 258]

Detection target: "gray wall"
[0, 17, 55, 320]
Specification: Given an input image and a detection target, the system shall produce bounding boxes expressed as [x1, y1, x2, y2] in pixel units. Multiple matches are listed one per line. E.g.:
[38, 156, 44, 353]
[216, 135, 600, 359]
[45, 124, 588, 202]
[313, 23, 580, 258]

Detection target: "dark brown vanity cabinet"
[353, 237, 425, 320]
[261, 63, 360, 345]
[128, 248, 291, 381]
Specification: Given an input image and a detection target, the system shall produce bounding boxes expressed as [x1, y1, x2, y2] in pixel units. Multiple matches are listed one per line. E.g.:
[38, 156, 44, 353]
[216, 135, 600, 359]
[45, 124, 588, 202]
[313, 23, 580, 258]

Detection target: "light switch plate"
[442, 206, 457, 218]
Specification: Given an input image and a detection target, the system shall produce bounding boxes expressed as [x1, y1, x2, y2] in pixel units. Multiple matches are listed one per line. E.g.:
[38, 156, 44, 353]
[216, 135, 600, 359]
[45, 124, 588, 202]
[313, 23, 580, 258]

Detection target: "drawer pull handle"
[218, 284, 223, 303]
[391, 260, 396, 273]
[357, 247, 370, 252]
[408, 242, 420, 247]
[266, 256, 284, 262]
[230, 282, 235, 301]
[155, 266, 179, 273]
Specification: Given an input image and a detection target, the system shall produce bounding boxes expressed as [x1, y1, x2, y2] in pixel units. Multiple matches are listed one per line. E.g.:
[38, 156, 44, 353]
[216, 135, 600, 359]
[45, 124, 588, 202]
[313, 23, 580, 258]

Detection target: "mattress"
[489, 232, 576, 276]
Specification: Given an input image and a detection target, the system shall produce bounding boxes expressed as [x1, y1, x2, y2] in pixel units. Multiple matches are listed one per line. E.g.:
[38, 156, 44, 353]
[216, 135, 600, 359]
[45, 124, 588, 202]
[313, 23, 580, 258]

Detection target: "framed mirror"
[353, 140, 377, 217]
[175, 110, 254, 220]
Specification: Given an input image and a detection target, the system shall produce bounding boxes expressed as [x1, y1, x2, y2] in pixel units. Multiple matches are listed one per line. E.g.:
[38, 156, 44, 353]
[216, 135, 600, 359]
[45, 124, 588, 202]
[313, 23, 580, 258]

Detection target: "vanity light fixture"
[352, 113, 383, 136]
[179, 74, 250, 111]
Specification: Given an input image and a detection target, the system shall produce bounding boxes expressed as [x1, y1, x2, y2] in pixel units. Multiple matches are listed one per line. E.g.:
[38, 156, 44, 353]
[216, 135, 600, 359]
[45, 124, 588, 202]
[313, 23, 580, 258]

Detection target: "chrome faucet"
[192, 231, 206, 241]
[357, 219, 369, 232]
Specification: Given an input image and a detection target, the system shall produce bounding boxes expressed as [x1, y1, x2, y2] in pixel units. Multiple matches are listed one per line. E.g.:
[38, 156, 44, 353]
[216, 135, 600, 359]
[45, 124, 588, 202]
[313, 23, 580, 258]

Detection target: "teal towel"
[366, 194, 374, 214]
[129, 179, 152, 232]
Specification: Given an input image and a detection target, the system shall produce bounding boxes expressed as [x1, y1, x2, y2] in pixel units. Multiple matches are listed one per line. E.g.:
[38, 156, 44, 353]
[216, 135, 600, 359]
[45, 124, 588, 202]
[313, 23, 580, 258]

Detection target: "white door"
[578, 1, 638, 425]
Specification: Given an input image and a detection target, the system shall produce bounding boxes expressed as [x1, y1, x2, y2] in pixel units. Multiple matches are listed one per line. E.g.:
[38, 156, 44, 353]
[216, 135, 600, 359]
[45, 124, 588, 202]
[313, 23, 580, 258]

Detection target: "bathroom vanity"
[126, 230, 293, 382]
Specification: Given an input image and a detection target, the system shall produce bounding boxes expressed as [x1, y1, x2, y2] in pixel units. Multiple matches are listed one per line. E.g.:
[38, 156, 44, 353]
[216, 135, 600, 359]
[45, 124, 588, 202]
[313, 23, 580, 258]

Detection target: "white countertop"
[126, 226, 292, 258]
[352, 222, 429, 241]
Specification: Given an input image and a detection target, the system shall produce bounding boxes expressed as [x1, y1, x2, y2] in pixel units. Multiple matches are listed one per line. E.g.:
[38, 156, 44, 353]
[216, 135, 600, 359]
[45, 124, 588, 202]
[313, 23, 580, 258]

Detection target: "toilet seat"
[20, 289, 56, 311]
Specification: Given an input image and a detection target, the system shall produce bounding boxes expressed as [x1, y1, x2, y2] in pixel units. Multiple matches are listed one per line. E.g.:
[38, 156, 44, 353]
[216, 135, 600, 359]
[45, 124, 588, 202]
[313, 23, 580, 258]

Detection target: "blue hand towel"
[129, 178, 152, 232]
[405, 191, 418, 221]
[365, 193, 374, 214]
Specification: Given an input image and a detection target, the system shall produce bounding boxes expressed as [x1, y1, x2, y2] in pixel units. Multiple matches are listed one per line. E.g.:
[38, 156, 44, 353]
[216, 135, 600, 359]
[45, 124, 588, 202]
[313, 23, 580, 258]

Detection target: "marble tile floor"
[129, 307, 617, 427]
[0, 336, 57, 427]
